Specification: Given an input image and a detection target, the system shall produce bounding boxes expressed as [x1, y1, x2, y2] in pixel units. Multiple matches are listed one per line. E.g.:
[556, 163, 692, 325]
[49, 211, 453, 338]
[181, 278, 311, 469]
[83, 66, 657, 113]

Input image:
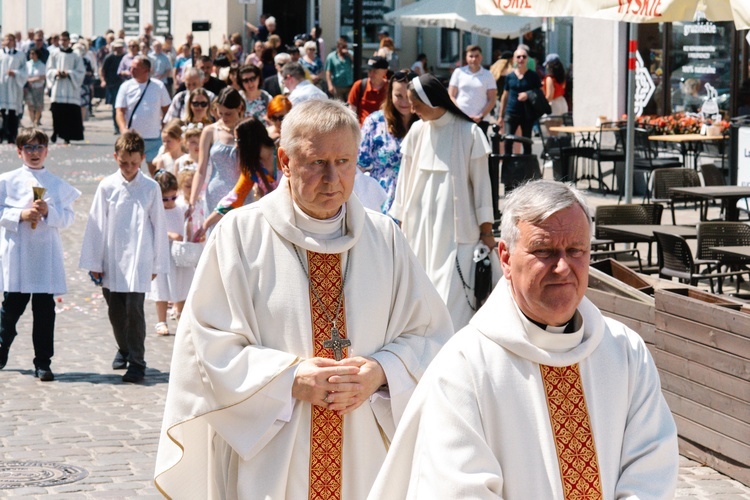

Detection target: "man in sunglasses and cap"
[347, 55, 389, 125]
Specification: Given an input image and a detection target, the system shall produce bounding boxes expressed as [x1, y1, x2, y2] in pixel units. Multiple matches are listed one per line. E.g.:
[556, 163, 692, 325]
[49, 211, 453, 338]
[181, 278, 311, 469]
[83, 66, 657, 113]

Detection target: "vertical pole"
[353, 0, 363, 79]
[625, 24, 638, 204]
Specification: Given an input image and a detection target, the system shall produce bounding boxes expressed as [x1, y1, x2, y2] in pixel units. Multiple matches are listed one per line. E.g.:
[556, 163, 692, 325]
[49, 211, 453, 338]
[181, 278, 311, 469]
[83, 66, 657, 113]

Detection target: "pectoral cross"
[323, 322, 351, 361]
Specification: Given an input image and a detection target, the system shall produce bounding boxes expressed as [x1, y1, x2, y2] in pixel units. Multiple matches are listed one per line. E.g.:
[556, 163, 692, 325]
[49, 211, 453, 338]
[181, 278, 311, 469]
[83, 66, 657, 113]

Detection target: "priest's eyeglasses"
[22, 144, 47, 152]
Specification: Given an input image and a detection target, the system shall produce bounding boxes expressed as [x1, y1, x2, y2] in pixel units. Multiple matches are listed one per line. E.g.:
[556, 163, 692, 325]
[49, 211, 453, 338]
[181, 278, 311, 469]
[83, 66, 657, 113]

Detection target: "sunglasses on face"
[191, 101, 209, 107]
[516, 55, 528, 60]
[162, 195, 178, 202]
[392, 70, 418, 82]
[22, 144, 47, 152]
[241, 76, 258, 84]
[270, 115, 285, 122]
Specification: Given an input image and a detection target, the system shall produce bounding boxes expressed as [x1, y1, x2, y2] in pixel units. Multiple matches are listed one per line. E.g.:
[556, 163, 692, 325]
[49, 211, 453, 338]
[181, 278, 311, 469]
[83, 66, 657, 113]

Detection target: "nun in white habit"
[390, 74, 500, 330]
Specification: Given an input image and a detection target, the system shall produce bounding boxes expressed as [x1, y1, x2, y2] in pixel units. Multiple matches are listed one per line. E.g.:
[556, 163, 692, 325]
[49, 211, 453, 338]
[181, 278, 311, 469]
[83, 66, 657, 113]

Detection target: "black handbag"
[526, 88, 552, 120]
[474, 254, 492, 307]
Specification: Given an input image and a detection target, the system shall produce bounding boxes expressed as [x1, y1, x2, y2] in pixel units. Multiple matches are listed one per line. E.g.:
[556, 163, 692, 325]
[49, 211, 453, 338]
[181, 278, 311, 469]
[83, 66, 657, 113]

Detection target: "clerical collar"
[60, 47, 73, 54]
[292, 201, 346, 240]
[510, 290, 584, 352]
[526, 315, 577, 334]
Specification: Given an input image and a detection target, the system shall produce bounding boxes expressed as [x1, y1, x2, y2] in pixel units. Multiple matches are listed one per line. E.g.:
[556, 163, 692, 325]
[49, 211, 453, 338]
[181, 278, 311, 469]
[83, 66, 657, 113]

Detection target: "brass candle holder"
[31, 186, 46, 229]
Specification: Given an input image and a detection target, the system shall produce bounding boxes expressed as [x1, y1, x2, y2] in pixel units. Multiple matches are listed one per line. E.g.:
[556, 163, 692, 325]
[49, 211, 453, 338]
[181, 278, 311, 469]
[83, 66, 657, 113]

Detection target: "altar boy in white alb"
[79, 131, 169, 383]
[370, 180, 679, 500]
[0, 128, 80, 381]
[0, 33, 28, 144]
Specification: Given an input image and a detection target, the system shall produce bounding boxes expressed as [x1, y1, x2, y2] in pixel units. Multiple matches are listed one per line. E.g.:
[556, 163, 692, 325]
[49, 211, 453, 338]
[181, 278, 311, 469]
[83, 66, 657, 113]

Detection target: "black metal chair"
[594, 203, 664, 271]
[654, 231, 745, 294]
[626, 127, 683, 201]
[650, 167, 701, 224]
[538, 117, 573, 182]
[696, 222, 750, 292]
[591, 121, 626, 193]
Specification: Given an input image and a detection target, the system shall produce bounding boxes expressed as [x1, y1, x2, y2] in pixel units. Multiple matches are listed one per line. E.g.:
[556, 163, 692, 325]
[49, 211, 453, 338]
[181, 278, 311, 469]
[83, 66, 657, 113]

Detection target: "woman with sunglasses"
[265, 94, 292, 144]
[498, 46, 542, 155]
[189, 87, 245, 219]
[184, 88, 213, 126]
[391, 73, 498, 330]
[358, 70, 418, 214]
[193, 117, 277, 240]
[238, 64, 272, 122]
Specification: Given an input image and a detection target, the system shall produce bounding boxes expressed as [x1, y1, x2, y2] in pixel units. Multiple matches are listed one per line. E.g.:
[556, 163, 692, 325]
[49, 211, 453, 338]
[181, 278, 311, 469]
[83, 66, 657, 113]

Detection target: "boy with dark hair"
[0, 128, 80, 381]
[79, 130, 169, 383]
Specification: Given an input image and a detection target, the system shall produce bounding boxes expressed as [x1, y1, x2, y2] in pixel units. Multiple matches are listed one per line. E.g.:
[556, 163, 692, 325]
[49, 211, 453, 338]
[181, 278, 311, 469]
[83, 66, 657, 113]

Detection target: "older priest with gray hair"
[154, 99, 453, 499]
[369, 180, 678, 499]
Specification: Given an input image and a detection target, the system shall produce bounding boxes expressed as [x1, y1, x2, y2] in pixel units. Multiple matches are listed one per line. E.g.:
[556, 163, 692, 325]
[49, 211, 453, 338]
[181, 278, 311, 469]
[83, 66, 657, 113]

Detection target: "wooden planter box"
[654, 288, 750, 485]
[590, 258, 654, 295]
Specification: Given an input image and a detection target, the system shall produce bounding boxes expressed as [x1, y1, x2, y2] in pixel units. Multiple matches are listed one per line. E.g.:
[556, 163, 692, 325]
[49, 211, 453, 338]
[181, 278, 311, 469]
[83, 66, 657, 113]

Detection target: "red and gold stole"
[306, 251, 348, 500]
[540, 363, 603, 500]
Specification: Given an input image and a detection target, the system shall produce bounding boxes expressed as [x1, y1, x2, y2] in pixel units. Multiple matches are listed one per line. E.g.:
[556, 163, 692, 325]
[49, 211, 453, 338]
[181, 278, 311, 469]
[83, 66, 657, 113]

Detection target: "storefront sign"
[634, 51, 655, 117]
[341, 0, 394, 44]
[123, 0, 140, 36]
[153, 0, 171, 36]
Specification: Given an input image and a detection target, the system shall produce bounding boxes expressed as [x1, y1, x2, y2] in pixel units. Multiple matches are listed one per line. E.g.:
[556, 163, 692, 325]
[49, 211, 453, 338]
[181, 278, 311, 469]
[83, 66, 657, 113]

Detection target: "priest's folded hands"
[292, 356, 386, 414]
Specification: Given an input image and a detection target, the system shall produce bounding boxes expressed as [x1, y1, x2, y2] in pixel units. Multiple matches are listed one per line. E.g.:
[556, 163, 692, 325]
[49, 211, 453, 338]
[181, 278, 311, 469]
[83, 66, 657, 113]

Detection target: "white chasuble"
[369, 278, 678, 500]
[46, 50, 84, 105]
[154, 179, 453, 499]
[0, 50, 28, 112]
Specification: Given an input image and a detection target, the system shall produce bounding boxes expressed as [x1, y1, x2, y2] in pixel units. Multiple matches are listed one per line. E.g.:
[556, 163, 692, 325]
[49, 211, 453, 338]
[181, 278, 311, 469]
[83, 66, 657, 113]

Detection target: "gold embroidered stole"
[306, 251, 348, 500]
[540, 364, 603, 500]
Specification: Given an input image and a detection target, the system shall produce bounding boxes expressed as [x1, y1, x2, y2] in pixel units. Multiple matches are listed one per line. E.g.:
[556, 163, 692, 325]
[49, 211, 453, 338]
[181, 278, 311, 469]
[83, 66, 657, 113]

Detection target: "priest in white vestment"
[390, 74, 499, 331]
[154, 99, 453, 499]
[370, 180, 679, 500]
[45, 31, 85, 143]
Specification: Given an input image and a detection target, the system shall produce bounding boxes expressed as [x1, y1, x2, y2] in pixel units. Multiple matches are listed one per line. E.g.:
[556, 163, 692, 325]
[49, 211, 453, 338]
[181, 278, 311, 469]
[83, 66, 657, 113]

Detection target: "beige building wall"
[572, 18, 627, 126]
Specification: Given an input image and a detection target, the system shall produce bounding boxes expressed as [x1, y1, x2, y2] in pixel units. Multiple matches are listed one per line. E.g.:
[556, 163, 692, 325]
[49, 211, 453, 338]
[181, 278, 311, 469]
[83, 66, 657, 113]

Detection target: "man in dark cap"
[347, 55, 389, 125]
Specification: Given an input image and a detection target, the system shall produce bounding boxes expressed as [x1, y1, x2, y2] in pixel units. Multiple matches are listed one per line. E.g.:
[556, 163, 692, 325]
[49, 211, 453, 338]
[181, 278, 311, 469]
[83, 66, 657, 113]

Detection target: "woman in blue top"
[498, 46, 542, 155]
[357, 70, 418, 213]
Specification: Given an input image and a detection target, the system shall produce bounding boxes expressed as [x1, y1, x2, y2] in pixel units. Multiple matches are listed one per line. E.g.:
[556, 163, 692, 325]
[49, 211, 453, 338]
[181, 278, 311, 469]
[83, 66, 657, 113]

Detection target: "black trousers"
[1, 109, 19, 144]
[102, 289, 146, 368]
[0, 292, 55, 370]
[504, 113, 535, 155]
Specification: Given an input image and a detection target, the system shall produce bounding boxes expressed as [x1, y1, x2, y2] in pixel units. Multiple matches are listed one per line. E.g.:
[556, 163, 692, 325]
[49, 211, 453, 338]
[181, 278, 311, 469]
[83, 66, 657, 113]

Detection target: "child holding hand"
[148, 170, 195, 335]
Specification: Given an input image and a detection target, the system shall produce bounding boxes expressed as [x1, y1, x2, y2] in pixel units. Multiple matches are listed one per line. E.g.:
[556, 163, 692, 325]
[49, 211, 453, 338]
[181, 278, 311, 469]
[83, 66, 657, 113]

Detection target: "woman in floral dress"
[357, 70, 418, 214]
[238, 64, 271, 123]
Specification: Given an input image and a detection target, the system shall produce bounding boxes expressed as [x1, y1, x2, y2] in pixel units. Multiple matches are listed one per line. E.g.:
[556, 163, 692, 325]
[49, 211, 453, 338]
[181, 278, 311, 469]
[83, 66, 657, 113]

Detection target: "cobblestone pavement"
[0, 106, 747, 498]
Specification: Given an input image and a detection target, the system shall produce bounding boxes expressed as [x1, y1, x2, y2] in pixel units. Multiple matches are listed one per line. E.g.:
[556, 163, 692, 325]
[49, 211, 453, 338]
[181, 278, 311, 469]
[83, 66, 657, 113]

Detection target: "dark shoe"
[50, 133, 57, 143]
[35, 368, 55, 382]
[0, 345, 8, 369]
[112, 350, 128, 370]
[122, 365, 145, 383]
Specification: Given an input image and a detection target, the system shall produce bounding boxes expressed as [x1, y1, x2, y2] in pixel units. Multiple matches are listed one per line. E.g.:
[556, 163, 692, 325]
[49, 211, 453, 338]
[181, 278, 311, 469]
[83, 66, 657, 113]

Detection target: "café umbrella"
[476, 0, 750, 203]
[384, 0, 541, 39]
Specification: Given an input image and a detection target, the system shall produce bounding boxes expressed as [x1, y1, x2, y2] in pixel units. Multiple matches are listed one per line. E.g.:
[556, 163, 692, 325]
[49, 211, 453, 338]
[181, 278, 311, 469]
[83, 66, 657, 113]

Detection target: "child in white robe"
[79, 131, 169, 383]
[148, 170, 194, 336]
[173, 125, 201, 174]
[152, 120, 184, 175]
[0, 128, 80, 381]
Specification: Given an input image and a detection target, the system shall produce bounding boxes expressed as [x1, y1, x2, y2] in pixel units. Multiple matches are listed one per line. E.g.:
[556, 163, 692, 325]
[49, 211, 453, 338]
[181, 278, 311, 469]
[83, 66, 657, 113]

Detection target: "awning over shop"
[475, 0, 749, 30]
[384, 0, 541, 39]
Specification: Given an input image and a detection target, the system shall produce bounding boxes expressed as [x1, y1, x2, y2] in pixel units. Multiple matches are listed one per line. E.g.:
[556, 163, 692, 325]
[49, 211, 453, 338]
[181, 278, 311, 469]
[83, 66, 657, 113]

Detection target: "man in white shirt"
[115, 56, 171, 176]
[283, 62, 327, 105]
[148, 40, 172, 93]
[370, 180, 679, 499]
[449, 45, 497, 133]
[154, 99, 453, 499]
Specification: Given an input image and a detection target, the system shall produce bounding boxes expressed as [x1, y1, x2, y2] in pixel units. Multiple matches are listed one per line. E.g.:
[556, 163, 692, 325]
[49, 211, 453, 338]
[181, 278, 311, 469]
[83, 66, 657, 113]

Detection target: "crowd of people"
[0, 17, 680, 500]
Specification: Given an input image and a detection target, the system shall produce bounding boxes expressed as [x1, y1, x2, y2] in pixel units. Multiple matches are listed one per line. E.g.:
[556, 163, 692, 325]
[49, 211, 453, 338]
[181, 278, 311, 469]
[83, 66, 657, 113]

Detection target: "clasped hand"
[292, 356, 386, 415]
[21, 200, 48, 224]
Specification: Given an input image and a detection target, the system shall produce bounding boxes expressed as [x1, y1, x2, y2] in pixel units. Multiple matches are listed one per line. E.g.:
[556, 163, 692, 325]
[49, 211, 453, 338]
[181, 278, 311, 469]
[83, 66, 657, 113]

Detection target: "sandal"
[155, 322, 170, 336]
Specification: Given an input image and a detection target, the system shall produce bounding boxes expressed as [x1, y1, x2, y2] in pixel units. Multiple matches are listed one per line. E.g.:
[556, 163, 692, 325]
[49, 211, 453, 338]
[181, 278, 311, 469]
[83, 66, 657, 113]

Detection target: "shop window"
[66, 0, 83, 36]
[438, 28, 472, 69]
[340, 0, 398, 48]
[93, 0, 110, 38]
[669, 20, 732, 116]
[27, 0, 42, 30]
